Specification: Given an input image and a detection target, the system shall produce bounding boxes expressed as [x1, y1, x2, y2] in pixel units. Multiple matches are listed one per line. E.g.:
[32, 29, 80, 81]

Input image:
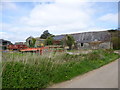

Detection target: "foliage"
[31, 38, 36, 47]
[110, 30, 120, 50]
[66, 35, 75, 50]
[2, 50, 120, 88]
[40, 30, 52, 39]
[112, 37, 120, 50]
[45, 36, 54, 45]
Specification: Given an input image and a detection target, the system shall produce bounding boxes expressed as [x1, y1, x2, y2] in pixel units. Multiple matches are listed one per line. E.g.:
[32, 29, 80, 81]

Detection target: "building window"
[81, 43, 83, 47]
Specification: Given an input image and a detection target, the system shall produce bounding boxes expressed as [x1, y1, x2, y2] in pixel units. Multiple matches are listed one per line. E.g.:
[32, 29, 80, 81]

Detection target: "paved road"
[49, 59, 119, 88]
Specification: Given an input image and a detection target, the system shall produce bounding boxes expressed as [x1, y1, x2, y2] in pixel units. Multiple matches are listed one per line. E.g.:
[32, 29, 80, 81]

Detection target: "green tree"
[66, 35, 75, 50]
[32, 38, 36, 47]
[40, 30, 52, 39]
[45, 36, 54, 45]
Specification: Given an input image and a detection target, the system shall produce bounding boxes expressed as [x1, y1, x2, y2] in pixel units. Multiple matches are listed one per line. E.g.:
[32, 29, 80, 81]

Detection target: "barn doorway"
[81, 43, 84, 47]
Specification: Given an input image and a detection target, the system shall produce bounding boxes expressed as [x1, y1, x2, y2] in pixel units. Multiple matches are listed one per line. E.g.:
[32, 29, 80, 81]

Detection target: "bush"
[86, 51, 101, 60]
[45, 36, 54, 45]
[66, 35, 75, 50]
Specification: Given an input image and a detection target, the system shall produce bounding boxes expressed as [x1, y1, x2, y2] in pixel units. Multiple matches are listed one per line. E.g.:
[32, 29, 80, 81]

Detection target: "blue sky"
[1, 0, 118, 43]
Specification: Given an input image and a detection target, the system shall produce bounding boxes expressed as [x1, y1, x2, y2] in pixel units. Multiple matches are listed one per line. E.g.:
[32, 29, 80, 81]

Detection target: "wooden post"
[40, 49, 42, 55]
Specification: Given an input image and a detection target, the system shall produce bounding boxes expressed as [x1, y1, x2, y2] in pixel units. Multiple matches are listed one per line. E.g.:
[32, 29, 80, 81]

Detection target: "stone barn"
[25, 36, 35, 47]
[53, 31, 112, 49]
[26, 36, 45, 48]
[71, 31, 112, 49]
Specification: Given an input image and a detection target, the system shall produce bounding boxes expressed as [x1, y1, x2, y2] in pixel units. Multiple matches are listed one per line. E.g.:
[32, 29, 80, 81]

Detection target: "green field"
[2, 49, 120, 88]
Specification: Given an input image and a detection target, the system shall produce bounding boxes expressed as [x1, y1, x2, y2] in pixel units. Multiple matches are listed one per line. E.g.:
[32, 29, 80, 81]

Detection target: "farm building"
[53, 35, 65, 45]
[25, 36, 35, 47]
[25, 30, 120, 49]
[25, 36, 45, 47]
[52, 31, 113, 49]
[71, 31, 112, 49]
[0, 39, 13, 50]
[35, 37, 45, 47]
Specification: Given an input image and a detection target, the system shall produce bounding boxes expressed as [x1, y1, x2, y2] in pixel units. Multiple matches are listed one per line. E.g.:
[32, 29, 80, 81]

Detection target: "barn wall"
[76, 41, 112, 49]
[99, 42, 112, 49]
[26, 37, 34, 47]
[76, 43, 90, 49]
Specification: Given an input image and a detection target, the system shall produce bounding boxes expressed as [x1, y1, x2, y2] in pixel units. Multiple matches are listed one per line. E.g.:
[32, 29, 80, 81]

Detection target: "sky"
[0, 0, 119, 43]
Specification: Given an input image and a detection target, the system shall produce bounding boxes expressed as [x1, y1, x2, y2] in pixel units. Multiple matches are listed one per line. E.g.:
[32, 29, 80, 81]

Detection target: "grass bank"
[2, 49, 120, 88]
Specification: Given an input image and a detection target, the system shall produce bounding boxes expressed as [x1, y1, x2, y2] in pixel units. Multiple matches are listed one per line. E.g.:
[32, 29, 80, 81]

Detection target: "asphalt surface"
[49, 59, 119, 88]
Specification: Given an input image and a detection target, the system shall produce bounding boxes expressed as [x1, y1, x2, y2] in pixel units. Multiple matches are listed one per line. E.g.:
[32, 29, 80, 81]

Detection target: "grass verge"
[2, 49, 120, 88]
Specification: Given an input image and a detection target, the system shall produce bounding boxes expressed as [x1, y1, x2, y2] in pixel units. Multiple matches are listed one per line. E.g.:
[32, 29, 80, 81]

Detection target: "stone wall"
[26, 37, 34, 47]
[76, 43, 90, 49]
[99, 42, 112, 49]
[76, 41, 112, 49]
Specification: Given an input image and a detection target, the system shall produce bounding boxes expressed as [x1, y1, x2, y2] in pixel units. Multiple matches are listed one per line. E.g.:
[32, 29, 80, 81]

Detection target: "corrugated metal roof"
[71, 31, 111, 43]
[53, 35, 65, 40]
[53, 31, 111, 43]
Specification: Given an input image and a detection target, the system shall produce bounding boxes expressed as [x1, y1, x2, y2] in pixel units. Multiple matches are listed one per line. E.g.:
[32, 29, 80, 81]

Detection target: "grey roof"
[53, 31, 111, 43]
[71, 31, 111, 43]
[0, 39, 13, 45]
[53, 35, 66, 40]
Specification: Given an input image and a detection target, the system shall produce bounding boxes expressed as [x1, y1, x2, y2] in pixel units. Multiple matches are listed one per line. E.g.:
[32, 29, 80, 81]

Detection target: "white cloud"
[98, 13, 118, 23]
[0, 31, 28, 43]
[0, 32, 10, 39]
[20, 2, 95, 31]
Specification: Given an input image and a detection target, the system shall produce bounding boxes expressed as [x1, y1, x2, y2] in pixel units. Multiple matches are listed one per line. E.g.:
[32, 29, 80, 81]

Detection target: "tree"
[40, 30, 52, 39]
[45, 36, 54, 45]
[66, 35, 75, 50]
[112, 37, 120, 50]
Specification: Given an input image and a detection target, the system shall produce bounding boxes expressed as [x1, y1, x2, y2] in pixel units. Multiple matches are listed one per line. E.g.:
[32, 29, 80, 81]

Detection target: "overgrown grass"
[2, 49, 120, 88]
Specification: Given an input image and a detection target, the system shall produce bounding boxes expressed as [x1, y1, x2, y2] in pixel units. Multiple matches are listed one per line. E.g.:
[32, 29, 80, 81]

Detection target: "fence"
[20, 46, 64, 55]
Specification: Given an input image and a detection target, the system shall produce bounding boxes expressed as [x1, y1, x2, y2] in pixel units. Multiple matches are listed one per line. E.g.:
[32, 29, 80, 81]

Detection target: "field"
[2, 49, 120, 88]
